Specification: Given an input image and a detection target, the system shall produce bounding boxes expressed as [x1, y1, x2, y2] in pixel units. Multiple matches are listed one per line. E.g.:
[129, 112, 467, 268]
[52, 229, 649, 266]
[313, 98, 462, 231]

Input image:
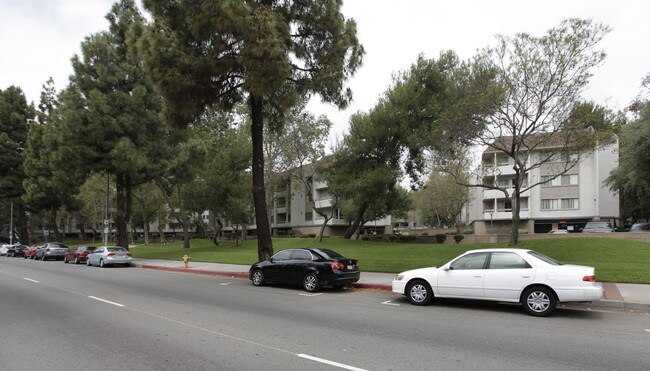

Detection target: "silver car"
[86, 246, 133, 268]
[36, 242, 70, 261]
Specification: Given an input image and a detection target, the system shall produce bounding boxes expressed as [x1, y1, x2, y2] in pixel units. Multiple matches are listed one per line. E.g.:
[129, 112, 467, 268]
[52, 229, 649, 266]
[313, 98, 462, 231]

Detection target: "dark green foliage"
[435, 234, 447, 244]
[0, 86, 33, 200]
[453, 234, 464, 244]
[140, 0, 363, 261]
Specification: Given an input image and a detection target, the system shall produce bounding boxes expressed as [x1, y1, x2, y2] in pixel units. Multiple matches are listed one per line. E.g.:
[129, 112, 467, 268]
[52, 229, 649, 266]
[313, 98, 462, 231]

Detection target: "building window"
[541, 198, 579, 210]
[496, 154, 510, 166]
[542, 174, 578, 186]
[305, 212, 313, 221]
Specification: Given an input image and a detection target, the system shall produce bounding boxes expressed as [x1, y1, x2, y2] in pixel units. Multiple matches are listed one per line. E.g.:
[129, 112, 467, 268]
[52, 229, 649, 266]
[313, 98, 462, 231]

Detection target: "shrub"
[453, 234, 464, 244]
[388, 235, 397, 242]
[462, 228, 473, 235]
[361, 236, 369, 241]
[435, 234, 447, 244]
[308, 233, 316, 238]
[420, 232, 428, 236]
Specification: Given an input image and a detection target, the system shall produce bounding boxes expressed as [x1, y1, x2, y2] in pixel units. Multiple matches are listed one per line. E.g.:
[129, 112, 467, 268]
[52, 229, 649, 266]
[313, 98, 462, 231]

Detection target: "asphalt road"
[1, 257, 649, 371]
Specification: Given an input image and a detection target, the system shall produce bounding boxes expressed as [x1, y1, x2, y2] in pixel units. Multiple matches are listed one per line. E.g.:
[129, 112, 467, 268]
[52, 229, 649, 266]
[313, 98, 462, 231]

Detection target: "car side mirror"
[442, 263, 451, 271]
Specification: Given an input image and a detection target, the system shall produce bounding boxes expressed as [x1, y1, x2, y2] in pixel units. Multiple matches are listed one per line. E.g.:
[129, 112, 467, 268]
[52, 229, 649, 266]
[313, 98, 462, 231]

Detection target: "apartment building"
[465, 137, 620, 234]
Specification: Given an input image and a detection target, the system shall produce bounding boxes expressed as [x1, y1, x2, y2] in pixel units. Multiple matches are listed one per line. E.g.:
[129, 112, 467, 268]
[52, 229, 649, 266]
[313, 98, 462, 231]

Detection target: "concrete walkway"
[132, 258, 650, 313]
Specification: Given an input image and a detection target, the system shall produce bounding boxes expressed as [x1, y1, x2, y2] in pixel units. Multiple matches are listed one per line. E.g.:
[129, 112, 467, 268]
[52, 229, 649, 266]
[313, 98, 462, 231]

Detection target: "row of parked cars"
[0, 242, 133, 267]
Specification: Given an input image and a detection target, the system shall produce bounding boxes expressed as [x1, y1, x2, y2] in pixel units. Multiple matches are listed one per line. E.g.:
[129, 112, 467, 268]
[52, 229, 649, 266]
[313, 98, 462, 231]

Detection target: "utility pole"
[9, 202, 13, 244]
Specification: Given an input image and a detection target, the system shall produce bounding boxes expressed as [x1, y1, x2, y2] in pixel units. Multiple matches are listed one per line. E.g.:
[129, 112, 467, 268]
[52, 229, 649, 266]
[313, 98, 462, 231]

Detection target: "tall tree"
[0, 85, 34, 243]
[23, 78, 81, 243]
[606, 85, 650, 222]
[56, 0, 165, 248]
[140, 0, 363, 261]
[464, 19, 610, 245]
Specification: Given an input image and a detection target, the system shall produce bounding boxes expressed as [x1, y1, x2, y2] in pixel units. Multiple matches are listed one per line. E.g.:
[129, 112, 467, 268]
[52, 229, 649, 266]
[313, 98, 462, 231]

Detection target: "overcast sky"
[2, 0, 648, 143]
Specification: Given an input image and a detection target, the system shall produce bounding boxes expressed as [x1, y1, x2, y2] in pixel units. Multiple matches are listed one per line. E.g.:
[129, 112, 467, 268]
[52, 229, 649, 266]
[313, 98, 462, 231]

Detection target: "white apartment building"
[465, 138, 620, 234]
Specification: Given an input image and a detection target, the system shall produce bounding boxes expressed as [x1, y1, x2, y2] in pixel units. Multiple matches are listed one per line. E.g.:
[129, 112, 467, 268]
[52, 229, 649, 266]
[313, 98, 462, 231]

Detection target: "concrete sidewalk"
[132, 258, 650, 313]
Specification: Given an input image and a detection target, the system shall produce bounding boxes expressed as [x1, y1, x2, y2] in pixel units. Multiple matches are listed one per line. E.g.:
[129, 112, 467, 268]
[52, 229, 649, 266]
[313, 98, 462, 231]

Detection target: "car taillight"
[583, 275, 596, 282]
[331, 262, 344, 270]
[126, 253, 132, 257]
[107, 253, 116, 257]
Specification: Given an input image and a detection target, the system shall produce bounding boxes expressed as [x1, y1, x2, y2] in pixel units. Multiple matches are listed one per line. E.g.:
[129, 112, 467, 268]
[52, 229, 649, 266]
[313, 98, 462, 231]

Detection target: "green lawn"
[120, 236, 650, 284]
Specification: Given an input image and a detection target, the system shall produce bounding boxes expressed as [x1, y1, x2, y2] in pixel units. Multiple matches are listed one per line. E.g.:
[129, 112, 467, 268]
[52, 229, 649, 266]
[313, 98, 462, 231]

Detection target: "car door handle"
[474, 275, 482, 278]
[522, 275, 530, 278]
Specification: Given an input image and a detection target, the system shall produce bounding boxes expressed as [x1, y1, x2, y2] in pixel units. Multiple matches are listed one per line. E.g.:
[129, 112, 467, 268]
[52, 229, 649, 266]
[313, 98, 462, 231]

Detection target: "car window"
[488, 252, 531, 269]
[527, 251, 563, 265]
[315, 249, 344, 259]
[271, 250, 292, 261]
[87, 247, 98, 252]
[107, 247, 127, 252]
[95, 247, 104, 253]
[290, 250, 313, 261]
[450, 252, 489, 270]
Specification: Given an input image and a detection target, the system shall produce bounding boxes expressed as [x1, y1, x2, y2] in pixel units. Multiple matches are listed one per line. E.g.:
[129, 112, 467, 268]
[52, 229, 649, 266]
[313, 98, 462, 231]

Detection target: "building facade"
[465, 138, 620, 234]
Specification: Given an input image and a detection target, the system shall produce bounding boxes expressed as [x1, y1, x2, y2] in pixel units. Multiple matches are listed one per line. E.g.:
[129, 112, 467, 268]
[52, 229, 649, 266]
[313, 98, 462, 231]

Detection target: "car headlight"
[394, 274, 404, 281]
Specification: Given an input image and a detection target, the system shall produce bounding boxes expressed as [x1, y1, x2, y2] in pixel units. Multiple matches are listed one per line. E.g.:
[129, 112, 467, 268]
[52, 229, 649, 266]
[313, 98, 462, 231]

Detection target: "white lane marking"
[645, 329, 650, 332]
[298, 293, 323, 297]
[219, 282, 231, 286]
[88, 296, 125, 307]
[381, 300, 399, 306]
[24, 278, 40, 283]
[298, 354, 368, 371]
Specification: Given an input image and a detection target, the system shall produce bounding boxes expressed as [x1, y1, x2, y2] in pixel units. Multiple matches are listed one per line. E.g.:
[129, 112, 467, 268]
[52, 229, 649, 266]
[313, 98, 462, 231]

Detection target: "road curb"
[137, 264, 249, 280]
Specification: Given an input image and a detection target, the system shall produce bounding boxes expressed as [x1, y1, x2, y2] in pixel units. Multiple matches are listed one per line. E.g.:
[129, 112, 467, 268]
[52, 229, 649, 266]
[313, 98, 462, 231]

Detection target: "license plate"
[347, 265, 354, 270]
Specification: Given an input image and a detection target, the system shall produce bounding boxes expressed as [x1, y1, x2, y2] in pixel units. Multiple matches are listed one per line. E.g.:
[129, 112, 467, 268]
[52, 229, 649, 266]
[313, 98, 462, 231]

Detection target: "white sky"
[2, 0, 648, 144]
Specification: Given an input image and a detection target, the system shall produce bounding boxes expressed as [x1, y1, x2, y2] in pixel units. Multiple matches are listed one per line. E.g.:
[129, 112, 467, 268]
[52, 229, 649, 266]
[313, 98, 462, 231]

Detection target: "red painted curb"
[137, 264, 393, 291]
[140, 264, 249, 280]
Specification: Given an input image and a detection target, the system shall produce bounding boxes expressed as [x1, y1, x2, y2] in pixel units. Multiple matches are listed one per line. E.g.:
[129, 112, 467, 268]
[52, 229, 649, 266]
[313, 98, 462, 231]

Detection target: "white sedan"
[392, 248, 603, 316]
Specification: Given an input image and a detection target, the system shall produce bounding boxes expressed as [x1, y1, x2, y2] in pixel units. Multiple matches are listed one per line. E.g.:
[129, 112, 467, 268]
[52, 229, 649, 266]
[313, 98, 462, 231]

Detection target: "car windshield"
[51, 243, 68, 248]
[315, 249, 344, 259]
[527, 251, 563, 266]
[631, 223, 650, 231]
[107, 247, 127, 252]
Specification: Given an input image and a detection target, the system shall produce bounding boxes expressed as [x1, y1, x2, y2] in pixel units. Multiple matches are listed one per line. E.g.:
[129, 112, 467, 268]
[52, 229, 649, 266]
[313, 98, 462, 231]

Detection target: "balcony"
[483, 188, 530, 200]
[482, 209, 530, 220]
[314, 180, 328, 190]
[314, 198, 332, 209]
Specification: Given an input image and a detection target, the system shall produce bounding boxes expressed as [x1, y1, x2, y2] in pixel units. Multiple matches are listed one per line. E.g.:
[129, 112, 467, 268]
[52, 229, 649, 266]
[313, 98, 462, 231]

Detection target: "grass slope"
[125, 237, 650, 283]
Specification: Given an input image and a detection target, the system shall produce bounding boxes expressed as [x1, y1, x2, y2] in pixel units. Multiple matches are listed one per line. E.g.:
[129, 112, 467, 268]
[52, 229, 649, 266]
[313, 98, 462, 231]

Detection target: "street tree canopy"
[140, 0, 363, 260]
[463, 18, 611, 245]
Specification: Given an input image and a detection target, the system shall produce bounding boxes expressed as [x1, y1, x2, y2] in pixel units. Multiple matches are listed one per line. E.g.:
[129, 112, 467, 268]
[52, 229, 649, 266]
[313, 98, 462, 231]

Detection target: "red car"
[24, 246, 39, 259]
[64, 246, 98, 264]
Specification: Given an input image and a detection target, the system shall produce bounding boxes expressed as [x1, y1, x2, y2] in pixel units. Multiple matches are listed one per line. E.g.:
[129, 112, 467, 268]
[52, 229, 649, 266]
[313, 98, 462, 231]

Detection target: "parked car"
[547, 229, 568, 234]
[630, 223, 650, 232]
[392, 248, 602, 317]
[86, 246, 132, 267]
[35, 242, 70, 261]
[0, 244, 12, 256]
[24, 245, 39, 259]
[249, 248, 360, 292]
[6, 245, 29, 257]
[64, 246, 98, 264]
[581, 221, 614, 233]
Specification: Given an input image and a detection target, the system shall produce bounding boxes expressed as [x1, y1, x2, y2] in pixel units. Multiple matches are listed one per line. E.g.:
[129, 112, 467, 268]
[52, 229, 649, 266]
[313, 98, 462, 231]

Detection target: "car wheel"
[41, 256, 46, 261]
[406, 280, 433, 306]
[303, 273, 320, 292]
[74, 257, 79, 265]
[64, 257, 68, 263]
[99, 259, 105, 268]
[251, 269, 264, 286]
[86, 259, 91, 266]
[522, 286, 557, 317]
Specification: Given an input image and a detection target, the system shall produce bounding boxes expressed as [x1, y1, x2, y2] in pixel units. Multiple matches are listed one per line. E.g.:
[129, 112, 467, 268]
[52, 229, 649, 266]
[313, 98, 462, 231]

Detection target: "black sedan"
[6, 245, 29, 257]
[249, 248, 360, 292]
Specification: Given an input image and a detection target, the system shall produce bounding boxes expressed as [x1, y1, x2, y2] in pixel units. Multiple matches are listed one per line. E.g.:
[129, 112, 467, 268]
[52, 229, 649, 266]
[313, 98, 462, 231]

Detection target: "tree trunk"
[177, 185, 191, 249]
[250, 95, 273, 261]
[509, 189, 521, 246]
[155, 179, 190, 249]
[212, 217, 223, 246]
[157, 219, 166, 244]
[343, 202, 368, 239]
[143, 221, 150, 245]
[116, 173, 129, 249]
[49, 206, 62, 242]
[17, 203, 30, 246]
